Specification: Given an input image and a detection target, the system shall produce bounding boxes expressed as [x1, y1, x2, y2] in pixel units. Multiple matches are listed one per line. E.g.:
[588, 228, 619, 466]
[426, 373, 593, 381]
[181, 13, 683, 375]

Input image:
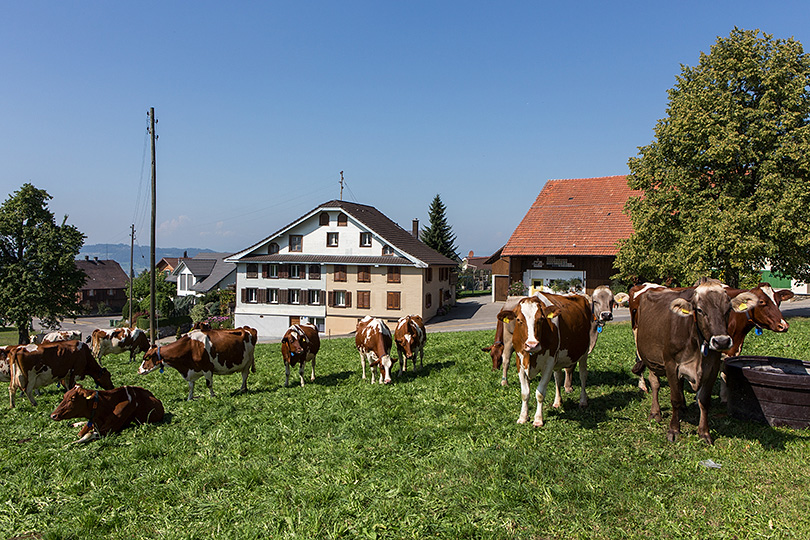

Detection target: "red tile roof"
[502, 176, 641, 257]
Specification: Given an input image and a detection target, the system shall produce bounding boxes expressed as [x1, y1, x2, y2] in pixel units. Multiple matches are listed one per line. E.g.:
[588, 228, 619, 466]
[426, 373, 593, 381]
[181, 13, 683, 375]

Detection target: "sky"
[2, 1, 809, 260]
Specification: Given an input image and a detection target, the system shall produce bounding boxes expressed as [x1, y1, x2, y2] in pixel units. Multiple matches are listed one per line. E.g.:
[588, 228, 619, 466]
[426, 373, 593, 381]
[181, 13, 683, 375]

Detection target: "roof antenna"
[339, 171, 344, 201]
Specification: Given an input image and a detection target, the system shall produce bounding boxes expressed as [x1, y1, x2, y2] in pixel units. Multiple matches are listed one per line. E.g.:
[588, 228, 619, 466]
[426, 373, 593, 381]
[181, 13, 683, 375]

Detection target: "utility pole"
[129, 224, 135, 327]
[148, 107, 157, 346]
[339, 171, 344, 201]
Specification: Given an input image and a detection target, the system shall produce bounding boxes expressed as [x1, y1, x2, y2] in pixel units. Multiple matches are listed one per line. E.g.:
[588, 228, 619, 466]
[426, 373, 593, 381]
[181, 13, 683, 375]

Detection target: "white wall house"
[226, 200, 458, 339]
[172, 253, 236, 298]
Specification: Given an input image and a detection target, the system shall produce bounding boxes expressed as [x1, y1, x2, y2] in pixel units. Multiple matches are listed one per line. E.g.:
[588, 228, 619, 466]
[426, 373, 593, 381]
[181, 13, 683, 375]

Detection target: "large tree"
[615, 28, 810, 287]
[124, 269, 177, 323]
[0, 184, 86, 344]
[420, 194, 459, 261]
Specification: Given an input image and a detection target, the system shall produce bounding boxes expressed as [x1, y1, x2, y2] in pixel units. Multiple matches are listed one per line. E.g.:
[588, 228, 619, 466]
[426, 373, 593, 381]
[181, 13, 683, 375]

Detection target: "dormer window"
[289, 235, 303, 252]
[382, 245, 394, 256]
[269, 242, 279, 255]
[319, 212, 330, 226]
[337, 213, 348, 226]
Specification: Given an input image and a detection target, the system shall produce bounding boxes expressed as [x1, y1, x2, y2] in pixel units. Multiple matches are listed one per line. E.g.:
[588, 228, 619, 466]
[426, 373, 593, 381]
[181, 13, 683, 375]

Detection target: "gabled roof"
[503, 176, 640, 257]
[76, 259, 129, 290]
[157, 257, 179, 271]
[174, 253, 236, 293]
[228, 199, 457, 267]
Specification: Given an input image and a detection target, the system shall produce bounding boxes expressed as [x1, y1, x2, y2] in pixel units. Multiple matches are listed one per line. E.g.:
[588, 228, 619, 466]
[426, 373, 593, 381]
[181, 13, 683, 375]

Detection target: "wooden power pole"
[129, 224, 135, 326]
[148, 107, 157, 346]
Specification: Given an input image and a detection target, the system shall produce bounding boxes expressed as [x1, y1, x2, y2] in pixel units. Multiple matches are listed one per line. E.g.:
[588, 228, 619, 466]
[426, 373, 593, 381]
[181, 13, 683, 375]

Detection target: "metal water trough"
[725, 356, 810, 429]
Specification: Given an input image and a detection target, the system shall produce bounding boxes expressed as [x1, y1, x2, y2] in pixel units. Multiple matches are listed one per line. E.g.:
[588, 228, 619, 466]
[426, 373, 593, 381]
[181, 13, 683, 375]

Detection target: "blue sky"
[2, 1, 809, 259]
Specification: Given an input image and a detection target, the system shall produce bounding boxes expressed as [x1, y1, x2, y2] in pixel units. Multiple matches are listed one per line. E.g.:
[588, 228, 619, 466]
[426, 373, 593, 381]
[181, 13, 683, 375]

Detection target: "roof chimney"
[85, 255, 89, 260]
[93, 256, 98, 262]
[468, 250, 474, 258]
[412, 218, 419, 238]
[184, 251, 188, 258]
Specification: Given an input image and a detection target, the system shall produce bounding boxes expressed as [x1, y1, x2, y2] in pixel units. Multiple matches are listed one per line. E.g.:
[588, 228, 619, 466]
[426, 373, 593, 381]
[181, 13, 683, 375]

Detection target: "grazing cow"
[9, 341, 114, 408]
[90, 327, 151, 362]
[32, 330, 83, 344]
[50, 384, 165, 443]
[355, 316, 395, 384]
[138, 326, 257, 400]
[497, 293, 594, 426]
[281, 324, 320, 387]
[634, 279, 757, 444]
[486, 287, 626, 388]
[0, 345, 16, 382]
[394, 315, 426, 376]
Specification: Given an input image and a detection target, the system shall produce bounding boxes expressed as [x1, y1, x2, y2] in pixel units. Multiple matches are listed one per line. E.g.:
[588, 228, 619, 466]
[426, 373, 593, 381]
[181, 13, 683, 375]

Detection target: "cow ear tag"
[738, 302, 748, 311]
[597, 325, 603, 334]
[701, 342, 709, 357]
[755, 327, 763, 336]
[503, 316, 511, 323]
[681, 308, 690, 315]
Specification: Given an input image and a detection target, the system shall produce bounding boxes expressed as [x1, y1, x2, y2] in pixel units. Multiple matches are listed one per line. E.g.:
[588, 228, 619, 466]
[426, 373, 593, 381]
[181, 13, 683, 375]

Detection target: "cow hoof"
[552, 402, 562, 409]
[517, 417, 527, 424]
[578, 401, 588, 409]
[666, 430, 679, 443]
[532, 420, 544, 427]
[564, 385, 573, 393]
[648, 412, 662, 423]
[700, 434, 714, 445]
[500, 378, 508, 387]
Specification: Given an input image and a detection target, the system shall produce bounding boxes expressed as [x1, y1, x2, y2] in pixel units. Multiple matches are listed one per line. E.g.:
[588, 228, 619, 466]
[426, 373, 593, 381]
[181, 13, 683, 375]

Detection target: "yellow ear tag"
[738, 302, 747, 311]
[503, 317, 511, 323]
[547, 313, 555, 319]
[681, 308, 690, 315]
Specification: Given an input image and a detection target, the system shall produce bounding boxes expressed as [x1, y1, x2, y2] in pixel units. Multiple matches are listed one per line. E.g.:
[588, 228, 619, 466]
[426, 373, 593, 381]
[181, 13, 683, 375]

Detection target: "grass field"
[1, 319, 809, 539]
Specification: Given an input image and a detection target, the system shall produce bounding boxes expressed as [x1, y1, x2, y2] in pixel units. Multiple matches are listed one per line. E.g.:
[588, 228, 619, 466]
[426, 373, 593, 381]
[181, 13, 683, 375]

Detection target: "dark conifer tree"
[420, 194, 459, 262]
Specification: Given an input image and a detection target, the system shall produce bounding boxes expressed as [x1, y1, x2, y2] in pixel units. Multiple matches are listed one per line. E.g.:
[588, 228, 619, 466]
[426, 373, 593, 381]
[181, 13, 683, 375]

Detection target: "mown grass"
[1, 319, 809, 539]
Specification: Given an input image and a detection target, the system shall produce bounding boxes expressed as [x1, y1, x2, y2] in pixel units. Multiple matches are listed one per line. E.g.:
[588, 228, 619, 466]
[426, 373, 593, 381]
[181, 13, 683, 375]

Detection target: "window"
[308, 264, 321, 280]
[268, 264, 279, 279]
[288, 289, 301, 304]
[425, 293, 432, 308]
[247, 263, 258, 279]
[269, 242, 279, 254]
[337, 213, 348, 226]
[267, 288, 279, 303]
[360, 232, 372, 247]
[319, 212, 330, 226]
[290, 265, 302, 279]
[387, 291, 401, 310]
[387, 266, 401, 283]
[242, 288, 258, 304]
[382, 245, 394, 256]
[88, 289, 96, 297]
[308, 289, 321, 305]
[357, 290, 371, 309]
[330, 290, 351, 307]
[335, 265, 347, 282]
[289, 235, 303, 252]
[357, 265, 371, 283]
[425, 268, 433, 282]
[327, 232, 339, 247]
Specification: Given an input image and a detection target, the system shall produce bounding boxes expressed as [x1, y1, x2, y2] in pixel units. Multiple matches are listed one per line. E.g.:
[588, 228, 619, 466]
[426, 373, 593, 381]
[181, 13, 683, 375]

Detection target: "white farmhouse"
[226, 200, 458, 338]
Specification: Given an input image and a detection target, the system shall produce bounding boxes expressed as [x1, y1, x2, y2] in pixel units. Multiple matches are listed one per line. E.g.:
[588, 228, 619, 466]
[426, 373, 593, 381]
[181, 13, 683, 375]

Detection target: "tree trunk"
[16, 319, 31, 345]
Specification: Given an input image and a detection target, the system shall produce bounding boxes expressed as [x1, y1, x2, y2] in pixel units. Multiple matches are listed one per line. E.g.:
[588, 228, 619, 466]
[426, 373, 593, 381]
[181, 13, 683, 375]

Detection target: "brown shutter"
[280, 289, 289, 304]
[279, 264, 290, 279]
[257, 288, 267, 303]
[262, 264, 269, 278]
[241, 288, 248, 303]
[346, 291, 352, 307]
[328, 291, 335, 307]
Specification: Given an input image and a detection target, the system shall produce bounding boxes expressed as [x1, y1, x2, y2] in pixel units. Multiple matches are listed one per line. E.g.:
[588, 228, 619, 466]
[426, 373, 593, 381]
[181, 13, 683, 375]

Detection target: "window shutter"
[241, 288, 248, 303]
[346, 291, 352, 307]
[262, 264, 269, 278]
[279, 264, 289, 279]
[280, 289, 289, 304]
[257, 288, 267, 303]
[328, 291, 335, 307]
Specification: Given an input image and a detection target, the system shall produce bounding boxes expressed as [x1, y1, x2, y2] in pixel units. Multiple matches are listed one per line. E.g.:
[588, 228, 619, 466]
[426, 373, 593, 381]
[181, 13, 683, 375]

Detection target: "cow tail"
[10, 351, 26, 394]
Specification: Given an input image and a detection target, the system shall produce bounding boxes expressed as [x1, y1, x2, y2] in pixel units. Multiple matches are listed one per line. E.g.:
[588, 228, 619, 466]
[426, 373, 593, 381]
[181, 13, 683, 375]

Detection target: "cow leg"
[310, 356, 316, 382]
[298, 362, 305, 387]
[647, 370, 662, 422]
[397, 346, 405, 377]
[205, 373, 215, 397]
[517, 365, 531, 424]
[696, 361, 722, 445]
[418, 347, 424, 370]
[719, 368, 728, 404]
[563, 366, 574, 393]
[666, 363, 684, 442]
[552, 370, 564, 408]
[24, 383, 39, 407]
[577, 357, 588, 409]
[284, 363, 291, 387]
[533, 359, 557, 427]
[186, 380, 197, 401]
[360, 354, 367, 380]
[240, 365, 250, 393]
[500, 344, 511, 386]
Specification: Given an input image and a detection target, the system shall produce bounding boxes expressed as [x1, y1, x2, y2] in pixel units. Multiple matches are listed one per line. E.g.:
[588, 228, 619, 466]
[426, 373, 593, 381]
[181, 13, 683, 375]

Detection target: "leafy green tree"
[615, 28, 810, 287]
[420, 194, 459, 261]
[125, 269, 176, 322]
[0, 184, 86, 344]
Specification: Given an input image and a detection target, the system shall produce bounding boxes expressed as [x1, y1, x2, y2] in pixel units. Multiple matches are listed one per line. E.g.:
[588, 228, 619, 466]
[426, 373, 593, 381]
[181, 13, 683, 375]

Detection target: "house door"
[289, 316, 300, 327]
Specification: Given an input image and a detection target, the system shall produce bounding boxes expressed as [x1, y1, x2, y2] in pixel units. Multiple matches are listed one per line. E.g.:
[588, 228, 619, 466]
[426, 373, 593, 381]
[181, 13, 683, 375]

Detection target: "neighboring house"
[495, 176, 640, 300]
[172, 253, 236, 298]
[226, 199, 458, 338]
[459, 250, 492, 292]
[76, 257, 129, 313]
[157, 257, 180, 282]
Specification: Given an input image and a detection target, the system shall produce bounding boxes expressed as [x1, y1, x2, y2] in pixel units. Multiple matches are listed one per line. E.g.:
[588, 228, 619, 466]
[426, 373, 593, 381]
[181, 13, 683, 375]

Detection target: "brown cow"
[634, 279, 756, 444]
[50, 384, 165, 443]
[138, 326, 257, 400]
[0, 345, 17, 383]
[9, 341, 114, 408]
[91, 327, 150, 362]
[32, 330, 83, 344]
[281, 323, 320, 387]
[355, 316, 395, 384]
[497, 292, 594, 426]
[394, 315, 426, 376]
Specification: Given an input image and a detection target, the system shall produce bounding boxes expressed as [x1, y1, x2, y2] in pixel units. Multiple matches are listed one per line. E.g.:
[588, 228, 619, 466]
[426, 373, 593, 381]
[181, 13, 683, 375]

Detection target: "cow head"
[482, 341, 505, 370]
[193, 321, 212, 331]
[669, 280, 757, 352]
[139, 344, 164, 375]
[50, 385, 96, 421]
[92, 367, 114, 390]
[748, 283, 794, 333]
[281, 327, 307, 355]
[591, 285, 628, 324]
[395, 317, 419, 360]
[499, 296, 561, 354]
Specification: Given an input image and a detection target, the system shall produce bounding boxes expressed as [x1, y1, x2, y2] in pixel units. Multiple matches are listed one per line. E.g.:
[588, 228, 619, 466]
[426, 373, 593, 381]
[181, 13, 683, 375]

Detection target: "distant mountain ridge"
[79, 244, 216, 275]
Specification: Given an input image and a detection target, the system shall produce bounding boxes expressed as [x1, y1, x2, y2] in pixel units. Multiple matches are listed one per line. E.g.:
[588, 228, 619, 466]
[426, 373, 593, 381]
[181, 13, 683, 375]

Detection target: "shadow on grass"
[394, 360, 456, 383]
[318, 370, 354, 387]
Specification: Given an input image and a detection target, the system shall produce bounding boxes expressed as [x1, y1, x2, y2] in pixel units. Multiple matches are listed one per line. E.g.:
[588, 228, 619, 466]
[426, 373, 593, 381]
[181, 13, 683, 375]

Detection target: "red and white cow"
[394, 315, 426, 376]
[138, 326, 257, 400]
[496, 292, 594, 426]
[634, 279, 757, 444]
[355, 316, 395, 384]
[32, 330, 83, 344]
[281, 323, 320, 387]
[0, 345, 17, 383]
[50, 384, 165, 443]
[90, 327, 151, 362]
[9, 341, 114, 408]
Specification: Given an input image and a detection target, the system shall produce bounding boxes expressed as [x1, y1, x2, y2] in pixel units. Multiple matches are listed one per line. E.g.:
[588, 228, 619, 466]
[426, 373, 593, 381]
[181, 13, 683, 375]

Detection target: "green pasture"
[1, 319, 809, 539]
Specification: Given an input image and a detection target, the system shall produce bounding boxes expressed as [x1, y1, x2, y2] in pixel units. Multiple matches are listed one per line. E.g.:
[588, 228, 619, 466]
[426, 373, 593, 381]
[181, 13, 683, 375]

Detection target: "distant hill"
[79, 244, 216, 275]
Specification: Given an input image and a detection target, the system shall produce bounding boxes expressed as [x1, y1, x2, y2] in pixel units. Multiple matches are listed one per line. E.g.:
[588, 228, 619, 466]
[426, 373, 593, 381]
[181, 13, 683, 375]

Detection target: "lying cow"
[9, 341, 114, 408]
[138, 326, 257, 400]
[281, 323, 320, 387]
[497, 292, 594, 426]
[355, 316, 395, 384]
[394, 315, 426, 376]
[485, 286, 627, 387]
[634, 279, 757, 444]
[91, 327, 151, 362]
[50, 384, 165, 443]
[32, 330, 83, 344]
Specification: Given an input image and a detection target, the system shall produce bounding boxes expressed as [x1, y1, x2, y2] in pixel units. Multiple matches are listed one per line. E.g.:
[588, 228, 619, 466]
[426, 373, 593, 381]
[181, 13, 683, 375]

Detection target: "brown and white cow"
[485, 286, 626, 388]
[634, 279, 757, 444]
[91, 327, 151, 362]
[32, 330, 83, 344]
[355, 316, 395, 384]
[394, 315, 426, 376]
[50, 384, 165, 443]
[0, 345, 17, 383]
[9, 341, 114, 408]
[138, 326, 257, 400]
[497, 292, 594, 426]
[281, 323, 320, 387]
